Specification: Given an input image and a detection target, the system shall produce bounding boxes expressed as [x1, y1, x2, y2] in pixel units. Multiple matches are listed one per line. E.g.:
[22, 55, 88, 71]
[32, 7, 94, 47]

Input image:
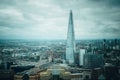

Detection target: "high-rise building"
[83, 53, 105, 69]
[66, 10, 76, 64]
[79, 49, 86, 66]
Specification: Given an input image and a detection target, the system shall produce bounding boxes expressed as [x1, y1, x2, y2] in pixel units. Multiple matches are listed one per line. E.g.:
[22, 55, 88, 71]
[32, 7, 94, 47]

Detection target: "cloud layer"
[0, 0, 120, 39]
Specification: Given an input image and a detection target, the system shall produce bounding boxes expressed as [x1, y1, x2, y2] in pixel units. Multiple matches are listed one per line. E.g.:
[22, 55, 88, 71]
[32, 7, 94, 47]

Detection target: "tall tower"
[66, 10, 76, 64]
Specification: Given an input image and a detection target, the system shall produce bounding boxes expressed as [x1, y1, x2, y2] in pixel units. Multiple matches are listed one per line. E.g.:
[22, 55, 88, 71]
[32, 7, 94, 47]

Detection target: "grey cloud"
[105, 28, 120, 34]
[90, 0, 120, 7]
[0, 0, 120, 39]
[0, 0, 15, 7]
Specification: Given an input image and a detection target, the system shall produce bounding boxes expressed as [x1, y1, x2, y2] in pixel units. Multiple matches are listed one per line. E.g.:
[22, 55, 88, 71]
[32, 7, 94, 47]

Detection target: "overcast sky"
[0, 0, 120, 40]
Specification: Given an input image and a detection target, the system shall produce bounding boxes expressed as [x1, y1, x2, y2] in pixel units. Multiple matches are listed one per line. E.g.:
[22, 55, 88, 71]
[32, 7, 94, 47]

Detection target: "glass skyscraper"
[66, 10, 76, 64]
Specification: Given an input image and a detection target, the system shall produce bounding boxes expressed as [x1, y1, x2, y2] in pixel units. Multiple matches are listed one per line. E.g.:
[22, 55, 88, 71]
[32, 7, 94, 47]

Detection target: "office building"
[79, 49, 86, 66]
[66, 10, 76, 64]
[83, 53, 104, 69]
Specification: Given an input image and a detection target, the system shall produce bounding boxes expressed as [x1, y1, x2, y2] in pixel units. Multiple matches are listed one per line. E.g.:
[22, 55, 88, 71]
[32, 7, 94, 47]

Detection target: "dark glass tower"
[66, 10, 76, 64]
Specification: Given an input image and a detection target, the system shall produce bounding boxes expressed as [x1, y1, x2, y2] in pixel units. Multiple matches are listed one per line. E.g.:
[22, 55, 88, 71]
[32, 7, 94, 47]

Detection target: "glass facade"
[66, 10, 76, 64]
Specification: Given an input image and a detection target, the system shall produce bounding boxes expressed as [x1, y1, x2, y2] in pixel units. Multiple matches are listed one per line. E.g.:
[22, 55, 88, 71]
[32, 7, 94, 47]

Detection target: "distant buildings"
[0, 10, 120, 80]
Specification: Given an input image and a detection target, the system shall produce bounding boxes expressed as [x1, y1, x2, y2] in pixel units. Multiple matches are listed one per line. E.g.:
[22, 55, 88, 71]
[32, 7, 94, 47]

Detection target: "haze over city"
[0, 0, 120, 39]
[1, 0, 120, 80]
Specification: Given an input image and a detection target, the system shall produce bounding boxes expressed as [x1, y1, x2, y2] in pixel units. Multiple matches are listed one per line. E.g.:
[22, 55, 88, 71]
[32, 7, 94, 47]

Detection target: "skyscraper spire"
[66, 10, 76, 64]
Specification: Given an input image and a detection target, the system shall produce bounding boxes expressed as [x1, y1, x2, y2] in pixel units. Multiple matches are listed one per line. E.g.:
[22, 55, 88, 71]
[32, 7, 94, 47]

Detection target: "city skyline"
[0, 0, 120, 39]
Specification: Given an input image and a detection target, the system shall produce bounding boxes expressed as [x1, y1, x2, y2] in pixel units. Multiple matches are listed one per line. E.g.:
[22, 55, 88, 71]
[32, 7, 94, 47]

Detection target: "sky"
[0, 0, 120, 40]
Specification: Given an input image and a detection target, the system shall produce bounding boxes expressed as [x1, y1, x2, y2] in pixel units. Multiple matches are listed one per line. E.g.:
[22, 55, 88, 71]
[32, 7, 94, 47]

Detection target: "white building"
[79, 49, 86, 66]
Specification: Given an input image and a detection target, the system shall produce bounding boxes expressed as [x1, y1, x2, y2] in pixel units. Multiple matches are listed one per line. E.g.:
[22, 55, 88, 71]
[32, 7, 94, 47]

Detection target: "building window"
[84, 75, 89, 80]
[80, 75, 83, 78]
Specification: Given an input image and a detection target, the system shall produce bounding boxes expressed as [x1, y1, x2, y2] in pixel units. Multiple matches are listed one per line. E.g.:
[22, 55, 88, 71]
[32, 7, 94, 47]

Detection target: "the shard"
[66, 10, 76, 64]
